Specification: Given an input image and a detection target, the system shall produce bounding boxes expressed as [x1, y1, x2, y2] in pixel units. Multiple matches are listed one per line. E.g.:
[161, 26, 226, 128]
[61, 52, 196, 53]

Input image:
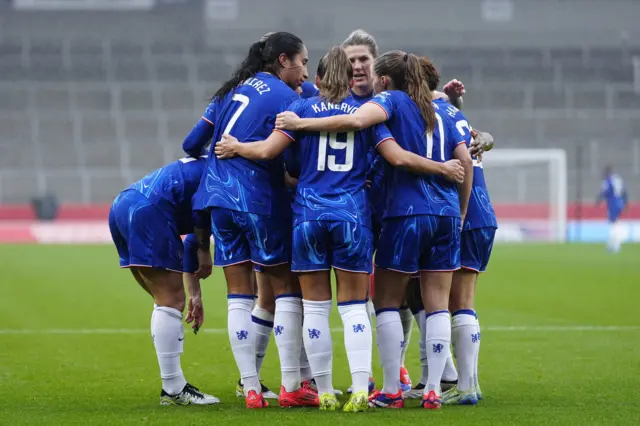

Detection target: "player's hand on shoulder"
[214, 134, 240, 159]
[194, 248, 213, 279]
[275, 111, 301, 130]
[443, 159, 465, 184]
[443, 79, 465, 99]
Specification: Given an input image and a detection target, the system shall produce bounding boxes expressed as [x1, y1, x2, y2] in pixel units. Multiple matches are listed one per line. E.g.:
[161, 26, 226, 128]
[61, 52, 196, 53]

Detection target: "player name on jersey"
[244, 77, 272, 95]
[310, 101, 358, 115]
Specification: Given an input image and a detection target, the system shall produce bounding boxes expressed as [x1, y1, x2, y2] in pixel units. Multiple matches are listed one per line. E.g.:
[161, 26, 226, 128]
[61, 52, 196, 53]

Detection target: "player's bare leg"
[334, 269, 371, 412]
[224, 262, 266, 408]
[369, 268, 410, 409]
[135, 267, 219, 405]
[419, 270, 454, 409]
[263, 264, 317, 407]
[443, 269, 481, 405]
[130, 269, 152, 296]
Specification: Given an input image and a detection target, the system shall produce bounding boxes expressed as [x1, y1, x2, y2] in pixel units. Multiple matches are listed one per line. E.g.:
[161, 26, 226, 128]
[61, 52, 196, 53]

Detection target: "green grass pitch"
[1, 244, 640, 425]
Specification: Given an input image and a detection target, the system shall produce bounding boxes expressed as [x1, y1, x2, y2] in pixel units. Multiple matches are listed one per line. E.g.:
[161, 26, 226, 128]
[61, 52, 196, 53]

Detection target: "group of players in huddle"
[108, 29, 498, 412]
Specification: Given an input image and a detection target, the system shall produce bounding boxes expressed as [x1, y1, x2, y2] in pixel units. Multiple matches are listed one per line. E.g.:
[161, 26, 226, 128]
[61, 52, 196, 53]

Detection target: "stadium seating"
[0, 35, 638, 203]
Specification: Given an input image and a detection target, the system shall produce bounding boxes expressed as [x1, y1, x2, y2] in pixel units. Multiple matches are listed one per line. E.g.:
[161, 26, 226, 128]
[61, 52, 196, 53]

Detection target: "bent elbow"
[461, 154, 473, 169]
[389, 155, 408, 169]
[352, 116, 366, 130]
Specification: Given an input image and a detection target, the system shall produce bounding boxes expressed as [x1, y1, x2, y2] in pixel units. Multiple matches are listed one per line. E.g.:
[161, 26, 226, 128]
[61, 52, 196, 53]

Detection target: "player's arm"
[182, 234, 205, 333]
[184, 272, 204, 333]
[214, 131, 293, 160]
[376, 138, 465, 183]
[433, 80, 465, 109]
[192, 209, 212, 280]
[284, 170, 299, 188]
[183, 103, 216, 157]
[276, 102, 387, 132]
[453, 143, 473, 222]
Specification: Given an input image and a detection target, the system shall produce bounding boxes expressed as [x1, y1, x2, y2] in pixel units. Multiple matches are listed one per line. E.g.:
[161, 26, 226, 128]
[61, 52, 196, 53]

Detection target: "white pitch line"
[0, 325, 639, 335]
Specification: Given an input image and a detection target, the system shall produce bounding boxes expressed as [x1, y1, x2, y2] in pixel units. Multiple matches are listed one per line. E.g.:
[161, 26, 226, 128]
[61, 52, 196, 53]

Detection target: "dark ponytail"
[211, 32, 304, 101]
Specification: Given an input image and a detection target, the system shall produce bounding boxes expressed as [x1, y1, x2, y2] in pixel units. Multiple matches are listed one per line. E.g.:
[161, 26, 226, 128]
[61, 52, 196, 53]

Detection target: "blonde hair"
[317, 46, 353, 104]
[341, 29, 379, 58]
[374, 51, 436, 134]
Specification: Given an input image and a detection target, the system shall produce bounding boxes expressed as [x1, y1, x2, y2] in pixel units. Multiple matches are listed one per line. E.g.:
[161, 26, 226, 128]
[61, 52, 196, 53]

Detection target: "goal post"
[481, 149, 568, 243]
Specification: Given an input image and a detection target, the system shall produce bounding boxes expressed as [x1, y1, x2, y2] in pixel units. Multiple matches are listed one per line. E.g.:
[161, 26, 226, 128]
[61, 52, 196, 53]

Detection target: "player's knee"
[164, 286, 186, 312]
[449, 270, 476, 311]
[256, 297, 275, 314]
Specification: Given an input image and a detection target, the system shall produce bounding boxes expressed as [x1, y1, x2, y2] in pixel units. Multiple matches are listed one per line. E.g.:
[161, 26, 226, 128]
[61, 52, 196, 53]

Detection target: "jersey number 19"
[317, 131, 354, 172]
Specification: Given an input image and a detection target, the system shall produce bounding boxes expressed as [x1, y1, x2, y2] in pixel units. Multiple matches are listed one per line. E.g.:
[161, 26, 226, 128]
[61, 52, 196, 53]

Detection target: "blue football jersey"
[348, 89, 388, 226]
[194, 72, 299, 216]
[370, 91, 460, 218]
[300, 81, 320, 99]
[434, 99, 498, 230]
[600, 174, 627, 220]
[128, 156, 207, 235]
[279, 95, 392, 227]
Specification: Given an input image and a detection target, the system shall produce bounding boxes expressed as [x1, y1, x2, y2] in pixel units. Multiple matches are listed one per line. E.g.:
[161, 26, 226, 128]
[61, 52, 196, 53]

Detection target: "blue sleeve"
[284, 145, 300, 178]
[369, 91, 395, 120]
[183, 101, 216, 157]
[447, 123, 463, 158]
[183, 234, 199, 273]
[371, 123, 394, 148]
[300, 82, 320, 99]
[367, 152, 383, 181]
[278, 99, 306, 141]
[454, 111, 472, 148]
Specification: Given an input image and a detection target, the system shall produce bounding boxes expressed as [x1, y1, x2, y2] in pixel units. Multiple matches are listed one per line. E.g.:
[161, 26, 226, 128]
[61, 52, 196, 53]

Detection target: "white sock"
[299, 342, 313, 382]
[366, 299, 376, 377]
[151, 306, 187, 395]
[376, 310, 403, 395]
[474, 316, 481, 390]
[425, 310, 451, 395]
[452, 310, 478, 391]
[366, 300, 376, 326]
[338, 300, 372, 394]
[228, 296, 260, 394]
[415, 309, 428, 385]
[612, 222, 625, 252]
[251, 306, 274, 377]
[443, 356, 458, 382]
[274, 296, 303, 392]
[302, 299, 333, 395]
[400, 306, 413, 365]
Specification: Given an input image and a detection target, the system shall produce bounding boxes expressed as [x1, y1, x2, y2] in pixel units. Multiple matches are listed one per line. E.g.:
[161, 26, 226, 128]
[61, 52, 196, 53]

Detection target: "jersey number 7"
[223, 94, 250, 135]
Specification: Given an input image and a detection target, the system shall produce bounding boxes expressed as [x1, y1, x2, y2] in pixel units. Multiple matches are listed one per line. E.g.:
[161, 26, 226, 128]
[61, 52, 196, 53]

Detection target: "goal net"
[481, 149, 568, 243]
